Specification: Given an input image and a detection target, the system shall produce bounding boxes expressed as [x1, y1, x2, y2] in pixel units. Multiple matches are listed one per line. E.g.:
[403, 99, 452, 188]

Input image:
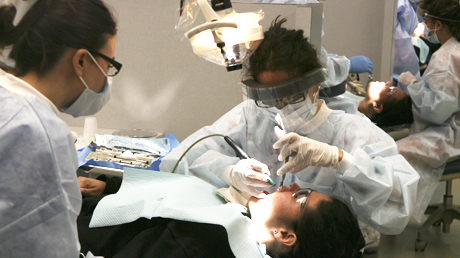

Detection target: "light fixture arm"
[197, 0, 220, 22]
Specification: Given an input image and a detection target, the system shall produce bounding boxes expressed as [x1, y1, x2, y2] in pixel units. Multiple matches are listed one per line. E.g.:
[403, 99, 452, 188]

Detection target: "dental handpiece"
[279, 157, 289, 187]
[224, 136, 276, 186]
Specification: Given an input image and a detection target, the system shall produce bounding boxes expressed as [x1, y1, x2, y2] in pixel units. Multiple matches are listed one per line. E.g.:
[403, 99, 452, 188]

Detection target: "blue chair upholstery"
[415, 159, 460, 251]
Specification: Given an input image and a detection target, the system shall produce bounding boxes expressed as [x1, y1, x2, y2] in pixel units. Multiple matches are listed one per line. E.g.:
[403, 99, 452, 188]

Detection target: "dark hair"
[371, 95, 414, 127]
[0, 0, 117, 77]
[246, 16, 322, 81]
[282, 198, 364, 258]
[420, 0, 460, 41]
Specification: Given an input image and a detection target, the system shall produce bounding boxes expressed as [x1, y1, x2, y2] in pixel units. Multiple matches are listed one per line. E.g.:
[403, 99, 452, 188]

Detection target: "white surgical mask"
[424, 24, 440, 44]
[280, 97, 317, 132]
[263, 96, 317, 133]
[61, 51, 112, 117]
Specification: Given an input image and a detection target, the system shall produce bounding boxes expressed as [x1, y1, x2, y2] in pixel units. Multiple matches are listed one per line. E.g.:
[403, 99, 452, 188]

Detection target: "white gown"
[396, 37, 460, 221]
[161, 100, 420, 235]
[0, 70, 81, 257]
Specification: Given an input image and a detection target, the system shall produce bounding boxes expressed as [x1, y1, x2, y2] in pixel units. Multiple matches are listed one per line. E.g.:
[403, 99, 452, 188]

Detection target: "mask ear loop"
[79, 76, 90, 90]
[86, 51, 109, 77]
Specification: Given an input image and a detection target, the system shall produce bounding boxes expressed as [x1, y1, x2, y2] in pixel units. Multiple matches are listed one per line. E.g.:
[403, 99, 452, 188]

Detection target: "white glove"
[273, 132, 340, 176]
[220, 158, 273, 197]
[398, 71, 418, 87]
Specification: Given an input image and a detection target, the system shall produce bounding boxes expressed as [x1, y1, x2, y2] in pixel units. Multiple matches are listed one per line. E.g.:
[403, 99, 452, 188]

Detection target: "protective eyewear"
[292, 188, 316, 212]
[256, 92, 306, 109]
[68, 44, 122, 76]
[242, 68, 326, 104]
[383, 86, 397, 96]
[423, 12, 460, 23]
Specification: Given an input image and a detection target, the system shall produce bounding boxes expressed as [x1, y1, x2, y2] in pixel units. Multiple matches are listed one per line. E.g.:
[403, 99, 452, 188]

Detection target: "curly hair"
[246, 16, 322, 82]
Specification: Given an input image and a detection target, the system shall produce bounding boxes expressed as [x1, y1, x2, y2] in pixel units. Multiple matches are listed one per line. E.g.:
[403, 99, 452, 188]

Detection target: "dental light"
[183, 0, 264, 71]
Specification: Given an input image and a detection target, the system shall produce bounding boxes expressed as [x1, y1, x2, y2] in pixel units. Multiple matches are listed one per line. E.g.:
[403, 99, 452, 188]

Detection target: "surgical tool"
[224, 136, 276, 186]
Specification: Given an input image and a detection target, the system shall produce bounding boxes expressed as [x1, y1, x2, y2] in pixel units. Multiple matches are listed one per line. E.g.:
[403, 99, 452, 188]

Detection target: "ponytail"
[0, 0, 117, 76]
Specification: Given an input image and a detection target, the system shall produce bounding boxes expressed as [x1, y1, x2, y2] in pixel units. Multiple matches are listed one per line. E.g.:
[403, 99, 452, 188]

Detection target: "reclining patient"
[358, 81, 414, 128]
[77, 171, 364, 258]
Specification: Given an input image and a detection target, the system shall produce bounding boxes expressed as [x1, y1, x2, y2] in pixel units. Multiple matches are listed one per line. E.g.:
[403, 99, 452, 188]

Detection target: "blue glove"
[349, 56, 373, 74]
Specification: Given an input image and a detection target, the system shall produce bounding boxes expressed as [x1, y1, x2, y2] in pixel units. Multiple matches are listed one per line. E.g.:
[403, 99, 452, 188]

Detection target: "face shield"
[242, 68, 326, 133]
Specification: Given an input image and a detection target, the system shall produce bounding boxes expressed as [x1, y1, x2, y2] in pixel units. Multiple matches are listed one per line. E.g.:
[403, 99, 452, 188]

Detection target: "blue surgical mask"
[424, 25, 440, 44]
[61, 77, 111, 117]
[61, 50, 112, 117]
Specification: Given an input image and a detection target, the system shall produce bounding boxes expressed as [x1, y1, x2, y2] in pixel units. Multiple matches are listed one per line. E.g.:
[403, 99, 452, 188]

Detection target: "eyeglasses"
[383, 85, 397, 96]
[68, 44, 122, 76]
[90, 51, 122, 76]
[292, 188, 316, 212]
[256, 92, 306, 109]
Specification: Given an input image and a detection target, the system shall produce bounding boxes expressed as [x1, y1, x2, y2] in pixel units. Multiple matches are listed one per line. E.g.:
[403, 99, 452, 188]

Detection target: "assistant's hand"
[78, 177, 107, 196]
[224, 158, 273, 197]
[273, 132, 340, 175]
[398, 71, 418, 87]
[349, 56, 373, 74]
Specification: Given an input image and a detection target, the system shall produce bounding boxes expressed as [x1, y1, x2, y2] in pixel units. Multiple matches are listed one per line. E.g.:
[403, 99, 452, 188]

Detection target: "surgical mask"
[61, 77, 111, 117]
[267, 97, 317, 133]
[424, 25, 440, 44]
[61, 51, 112, 117]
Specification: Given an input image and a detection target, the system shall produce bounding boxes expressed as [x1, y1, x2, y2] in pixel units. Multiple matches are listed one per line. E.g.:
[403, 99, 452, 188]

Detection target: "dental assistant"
[0, 0, 119, 257]
[161, 17, 420, 235]
[396, 0, 460, 221]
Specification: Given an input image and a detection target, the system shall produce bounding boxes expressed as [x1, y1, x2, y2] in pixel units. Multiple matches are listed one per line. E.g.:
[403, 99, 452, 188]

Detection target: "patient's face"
[248, 183, 330, 227]
[358, 81, 407, 118]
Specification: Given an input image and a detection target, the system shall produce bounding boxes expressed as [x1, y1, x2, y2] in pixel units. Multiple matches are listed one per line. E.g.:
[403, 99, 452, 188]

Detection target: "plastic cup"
[83, 117, 98, 144]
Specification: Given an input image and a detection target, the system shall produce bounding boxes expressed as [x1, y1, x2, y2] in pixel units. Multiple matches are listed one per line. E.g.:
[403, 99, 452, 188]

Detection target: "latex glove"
[78, 176, 106, 196]
[398, 71, 418, 87]
[349, 56, 373, 74]
[273, 132, 339, 176]
[222, 158, 273, 197]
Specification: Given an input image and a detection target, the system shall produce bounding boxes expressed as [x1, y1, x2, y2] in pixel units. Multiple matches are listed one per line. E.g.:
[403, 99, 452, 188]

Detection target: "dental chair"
[415, 159, 460, 251]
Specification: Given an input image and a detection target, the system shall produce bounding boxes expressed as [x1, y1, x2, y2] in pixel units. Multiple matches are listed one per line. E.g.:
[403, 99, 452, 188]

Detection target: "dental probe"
[224, 136, 276, 186]
[279, 157, 289, 187]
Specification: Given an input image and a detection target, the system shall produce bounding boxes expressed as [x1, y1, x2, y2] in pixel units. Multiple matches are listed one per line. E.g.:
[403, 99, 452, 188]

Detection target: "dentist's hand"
[398, 71, 418, 87]
[273, 133, 340, 175]
[222, 158, 273, 197]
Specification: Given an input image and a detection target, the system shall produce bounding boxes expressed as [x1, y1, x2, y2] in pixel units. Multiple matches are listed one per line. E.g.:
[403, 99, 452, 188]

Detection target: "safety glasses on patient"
[293, 188, 316, 212]
[383, 85, 397, 96]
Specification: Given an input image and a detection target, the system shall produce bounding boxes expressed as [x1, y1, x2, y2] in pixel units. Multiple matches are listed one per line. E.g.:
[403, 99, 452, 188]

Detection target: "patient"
[358, 81, 414, 127]
[78, 176, 364, 258]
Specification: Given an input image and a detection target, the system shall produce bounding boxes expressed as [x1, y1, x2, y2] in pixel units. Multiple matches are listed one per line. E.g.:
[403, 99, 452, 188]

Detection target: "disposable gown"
[0, 70, 81, 257]
[396, 37, 460, 221]
[393, 0, 420, 92]
[160, 100, 420, 235]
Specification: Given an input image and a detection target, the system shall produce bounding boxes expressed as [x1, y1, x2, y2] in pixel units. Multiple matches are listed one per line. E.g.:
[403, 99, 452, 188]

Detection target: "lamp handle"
[197, 0, 220, 22]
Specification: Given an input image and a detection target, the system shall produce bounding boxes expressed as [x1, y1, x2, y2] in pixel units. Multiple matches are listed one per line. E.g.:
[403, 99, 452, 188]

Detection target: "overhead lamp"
[183, 0, 264, 71]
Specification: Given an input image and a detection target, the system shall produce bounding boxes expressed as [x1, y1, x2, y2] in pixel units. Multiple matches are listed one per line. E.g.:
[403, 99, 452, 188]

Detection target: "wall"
[60, 0, 396, 141]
